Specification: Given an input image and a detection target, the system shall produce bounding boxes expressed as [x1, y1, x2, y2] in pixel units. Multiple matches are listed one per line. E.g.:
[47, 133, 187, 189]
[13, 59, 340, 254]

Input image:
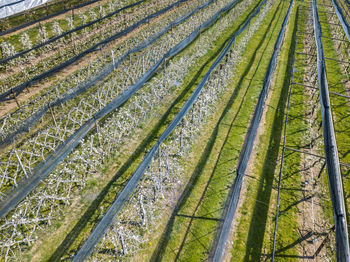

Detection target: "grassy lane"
[149, 1, 294, 261]
[254, 1, 336, 260]
[317, 0, 350, 218]
[267, 3, 308, 259]
[230, 2, 299, 261]
[0, 0, 107, 33]
[21, 1, 259, 260]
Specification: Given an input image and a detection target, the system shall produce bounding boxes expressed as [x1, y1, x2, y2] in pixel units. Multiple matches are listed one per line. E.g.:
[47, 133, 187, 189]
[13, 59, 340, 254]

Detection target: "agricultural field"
[0, 0, 349, 261]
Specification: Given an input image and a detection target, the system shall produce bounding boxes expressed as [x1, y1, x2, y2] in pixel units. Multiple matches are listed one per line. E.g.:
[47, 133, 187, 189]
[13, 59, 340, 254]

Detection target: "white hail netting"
[0, 0, 51, 19]
[90, 1, 273, 260]
[0, 0, 248, 259]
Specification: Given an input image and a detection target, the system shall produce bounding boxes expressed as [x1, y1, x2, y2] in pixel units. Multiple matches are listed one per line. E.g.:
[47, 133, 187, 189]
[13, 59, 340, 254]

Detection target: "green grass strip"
[149, 1, 294, 261]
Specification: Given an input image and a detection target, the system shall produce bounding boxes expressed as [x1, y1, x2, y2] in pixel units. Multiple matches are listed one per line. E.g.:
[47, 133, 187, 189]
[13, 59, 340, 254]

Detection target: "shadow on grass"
[242, 7, 299, 262]
[151, 1, 283, 260]
[263, 226, 334, 259]
[48, 9, 238, 261]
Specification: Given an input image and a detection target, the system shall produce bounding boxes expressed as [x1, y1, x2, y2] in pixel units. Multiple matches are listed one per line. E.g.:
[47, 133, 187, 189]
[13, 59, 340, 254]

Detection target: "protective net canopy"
[0, 0, 52, 19]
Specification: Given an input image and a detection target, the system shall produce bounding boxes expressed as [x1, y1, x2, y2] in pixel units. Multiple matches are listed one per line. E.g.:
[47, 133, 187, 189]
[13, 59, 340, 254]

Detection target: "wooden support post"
[139, 194, 146, 226]
[49, 104, 58, 128]
[14, 149, 28, 178]
[119, 233, 126, 255]
[95, 121, 104, 162]
[11, 89, 20, 108]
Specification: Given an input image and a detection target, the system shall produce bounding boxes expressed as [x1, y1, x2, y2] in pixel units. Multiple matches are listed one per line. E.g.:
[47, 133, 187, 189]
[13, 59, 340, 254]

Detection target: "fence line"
[312, 0, 350, 260]
[331, 0, 350, 42]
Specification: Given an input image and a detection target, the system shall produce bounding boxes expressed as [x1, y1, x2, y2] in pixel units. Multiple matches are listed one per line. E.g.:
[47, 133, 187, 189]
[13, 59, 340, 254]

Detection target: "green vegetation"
[19, 1, 262, 260]
[0, 0, 106, 32]
[317, 0, 350, 217]
[232, 1, 338, 260]
[150, 1, 300, 261]
[231, 3, 300, 261]
[3, 0, 349, 260]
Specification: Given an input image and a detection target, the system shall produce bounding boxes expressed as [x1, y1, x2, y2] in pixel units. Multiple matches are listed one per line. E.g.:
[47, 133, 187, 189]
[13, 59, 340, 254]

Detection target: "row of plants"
[0, 0, 221, 194]
[0, 0, 171, 94]
[0, 0, 138, 80]
[80, 1, 271, 260]
[229, 3, 299, 260]
[0, 0, 140, 56]
[0, 0, 204, 141]
[156, 0, 292, 260]
[0, 0, 253, 259]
